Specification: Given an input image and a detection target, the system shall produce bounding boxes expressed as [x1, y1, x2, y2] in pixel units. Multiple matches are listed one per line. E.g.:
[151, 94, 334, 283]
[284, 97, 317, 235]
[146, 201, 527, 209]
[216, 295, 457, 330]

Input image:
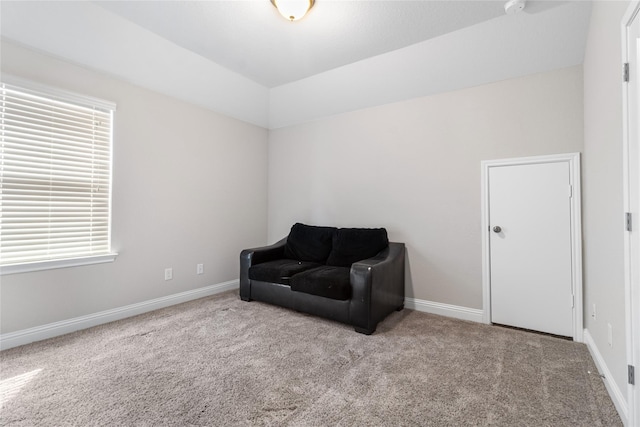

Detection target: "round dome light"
[270, 0, 315, 21]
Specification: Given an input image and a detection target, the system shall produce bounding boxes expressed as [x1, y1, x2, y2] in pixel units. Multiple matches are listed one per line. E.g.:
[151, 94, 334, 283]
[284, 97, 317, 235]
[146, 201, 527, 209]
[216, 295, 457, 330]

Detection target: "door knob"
[493, 226, 502, 233]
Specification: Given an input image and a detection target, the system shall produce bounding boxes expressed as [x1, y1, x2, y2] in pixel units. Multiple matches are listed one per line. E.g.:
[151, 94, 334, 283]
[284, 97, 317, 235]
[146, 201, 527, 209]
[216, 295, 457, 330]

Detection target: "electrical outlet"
[608, 323, 613, 347]
[592, 303, 596, 320]
[196, 264, 204, 275]
[164, 268, 173, 281]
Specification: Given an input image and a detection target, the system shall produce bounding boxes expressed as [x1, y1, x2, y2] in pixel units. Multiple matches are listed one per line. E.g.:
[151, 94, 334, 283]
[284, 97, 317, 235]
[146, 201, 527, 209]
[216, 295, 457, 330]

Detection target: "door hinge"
[570, 294, 574, 308]
[568, 185, 573, 198]
[629, 365, 635, 385]
[626, 212, 633, 232]
[624, 63, 630, 82]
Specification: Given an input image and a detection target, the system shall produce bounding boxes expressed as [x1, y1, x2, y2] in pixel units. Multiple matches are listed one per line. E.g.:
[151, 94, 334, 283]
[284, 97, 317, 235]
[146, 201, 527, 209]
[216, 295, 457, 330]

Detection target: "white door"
[624, 3, 640, 424]
[488, 161, 573, 337]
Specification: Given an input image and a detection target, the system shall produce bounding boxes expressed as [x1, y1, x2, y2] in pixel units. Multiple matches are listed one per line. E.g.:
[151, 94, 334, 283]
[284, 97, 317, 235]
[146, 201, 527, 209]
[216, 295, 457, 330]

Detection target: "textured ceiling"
[95, 0, 516, 88]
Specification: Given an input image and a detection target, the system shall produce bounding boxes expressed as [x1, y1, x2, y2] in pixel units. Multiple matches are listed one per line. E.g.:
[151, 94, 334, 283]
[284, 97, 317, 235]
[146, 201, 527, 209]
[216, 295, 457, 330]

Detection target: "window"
[0, 78, 116, 274]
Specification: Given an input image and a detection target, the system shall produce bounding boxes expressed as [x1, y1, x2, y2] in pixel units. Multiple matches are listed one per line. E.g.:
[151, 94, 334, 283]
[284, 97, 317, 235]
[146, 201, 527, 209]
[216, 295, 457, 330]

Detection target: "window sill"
[0, 253, 118, 276]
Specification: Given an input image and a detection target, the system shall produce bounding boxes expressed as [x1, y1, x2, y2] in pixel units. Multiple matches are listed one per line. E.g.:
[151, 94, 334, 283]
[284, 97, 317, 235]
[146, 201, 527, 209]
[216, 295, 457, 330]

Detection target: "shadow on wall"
[404, 249, 414, 300]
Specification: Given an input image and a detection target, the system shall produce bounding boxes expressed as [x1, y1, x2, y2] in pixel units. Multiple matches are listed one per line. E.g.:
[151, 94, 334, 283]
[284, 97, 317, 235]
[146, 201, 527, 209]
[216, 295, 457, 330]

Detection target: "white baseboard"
[405, 297, 484, 323]
[583, 329, 628, 425]
[0, 280, 239, 351]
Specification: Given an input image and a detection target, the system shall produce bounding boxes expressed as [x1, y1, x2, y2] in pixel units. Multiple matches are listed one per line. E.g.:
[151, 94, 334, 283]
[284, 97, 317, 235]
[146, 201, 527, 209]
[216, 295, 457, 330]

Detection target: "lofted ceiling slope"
[0, 1, 591, 128]
[96, 0, 511, 88]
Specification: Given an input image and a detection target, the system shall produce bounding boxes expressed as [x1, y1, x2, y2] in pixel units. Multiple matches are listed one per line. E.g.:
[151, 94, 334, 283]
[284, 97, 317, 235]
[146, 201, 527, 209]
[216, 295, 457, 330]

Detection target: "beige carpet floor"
[0, 290, 622, 426]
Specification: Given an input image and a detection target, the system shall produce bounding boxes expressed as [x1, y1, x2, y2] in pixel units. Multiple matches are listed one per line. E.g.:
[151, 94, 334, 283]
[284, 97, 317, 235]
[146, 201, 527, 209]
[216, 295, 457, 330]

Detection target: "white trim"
[0, 253, 118, 276]
[0, 279, 239, 350]
[621, 3, 640, 426]
[481, 159, 492, 325]
[405, 297, 484, 323]
[480, 152, 583, 342]
[584, 329, 629, 425]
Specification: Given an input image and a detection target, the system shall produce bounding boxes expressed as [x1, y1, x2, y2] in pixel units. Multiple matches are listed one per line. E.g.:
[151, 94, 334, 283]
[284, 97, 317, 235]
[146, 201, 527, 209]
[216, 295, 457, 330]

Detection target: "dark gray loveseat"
[240, 223, 405, 334]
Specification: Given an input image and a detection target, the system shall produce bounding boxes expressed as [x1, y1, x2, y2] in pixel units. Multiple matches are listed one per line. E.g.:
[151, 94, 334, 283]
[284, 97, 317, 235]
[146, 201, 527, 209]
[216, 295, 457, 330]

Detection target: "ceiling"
[95, 0, 520, 88]
[0, 1, 591, 128]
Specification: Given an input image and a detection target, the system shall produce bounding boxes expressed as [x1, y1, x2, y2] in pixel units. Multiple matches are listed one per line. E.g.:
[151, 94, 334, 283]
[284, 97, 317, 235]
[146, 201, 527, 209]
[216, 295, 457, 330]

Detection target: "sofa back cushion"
[283, 223, 337, 263]
[326, 227, 389, 267]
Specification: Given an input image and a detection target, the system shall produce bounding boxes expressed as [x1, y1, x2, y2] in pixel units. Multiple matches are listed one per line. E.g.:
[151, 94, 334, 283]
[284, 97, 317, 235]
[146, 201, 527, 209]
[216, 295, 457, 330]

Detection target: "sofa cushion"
[249, 259, 321, 285]
[283, 223, 337, 263]
[290, 266, 351, 300]
[326, 227, 389, 267]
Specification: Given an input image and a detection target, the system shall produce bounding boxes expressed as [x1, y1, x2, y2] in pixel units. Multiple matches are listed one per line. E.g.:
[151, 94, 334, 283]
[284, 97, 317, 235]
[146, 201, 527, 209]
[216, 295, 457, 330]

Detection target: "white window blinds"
[0, 80, 115, 267]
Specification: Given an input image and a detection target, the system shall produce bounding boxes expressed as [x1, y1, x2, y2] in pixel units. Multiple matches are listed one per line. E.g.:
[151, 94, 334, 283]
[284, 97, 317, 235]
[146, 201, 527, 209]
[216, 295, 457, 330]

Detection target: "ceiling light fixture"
[504, 0, 526, 15]
[270, 0, 315, 22]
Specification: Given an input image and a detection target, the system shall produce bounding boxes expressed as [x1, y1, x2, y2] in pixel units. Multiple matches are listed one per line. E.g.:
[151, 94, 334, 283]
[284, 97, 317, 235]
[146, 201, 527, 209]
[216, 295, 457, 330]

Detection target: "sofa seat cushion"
[283, 223, 337, 263]
[326, 227, 389, 267]
[249, 259, 321, 285]
[290, 266, 351, 300]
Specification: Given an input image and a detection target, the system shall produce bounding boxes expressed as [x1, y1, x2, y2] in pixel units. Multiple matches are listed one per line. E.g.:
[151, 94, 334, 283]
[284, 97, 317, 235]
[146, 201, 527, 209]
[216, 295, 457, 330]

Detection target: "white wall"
[0, 40, 269, 334]
[583, 0, 630, 409]
[268, 66, 583, 308]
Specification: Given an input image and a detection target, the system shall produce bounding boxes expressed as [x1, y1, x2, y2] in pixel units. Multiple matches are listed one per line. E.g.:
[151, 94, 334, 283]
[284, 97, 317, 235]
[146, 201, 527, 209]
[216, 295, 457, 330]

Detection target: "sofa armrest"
[349, 242, 405, 333]
[239, 237, 287, 301]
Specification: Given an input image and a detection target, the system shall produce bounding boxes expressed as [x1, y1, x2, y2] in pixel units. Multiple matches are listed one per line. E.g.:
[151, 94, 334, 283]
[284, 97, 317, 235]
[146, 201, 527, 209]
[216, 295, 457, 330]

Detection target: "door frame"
[622, 2, 640, 425]
[481, 152, 583, 342]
